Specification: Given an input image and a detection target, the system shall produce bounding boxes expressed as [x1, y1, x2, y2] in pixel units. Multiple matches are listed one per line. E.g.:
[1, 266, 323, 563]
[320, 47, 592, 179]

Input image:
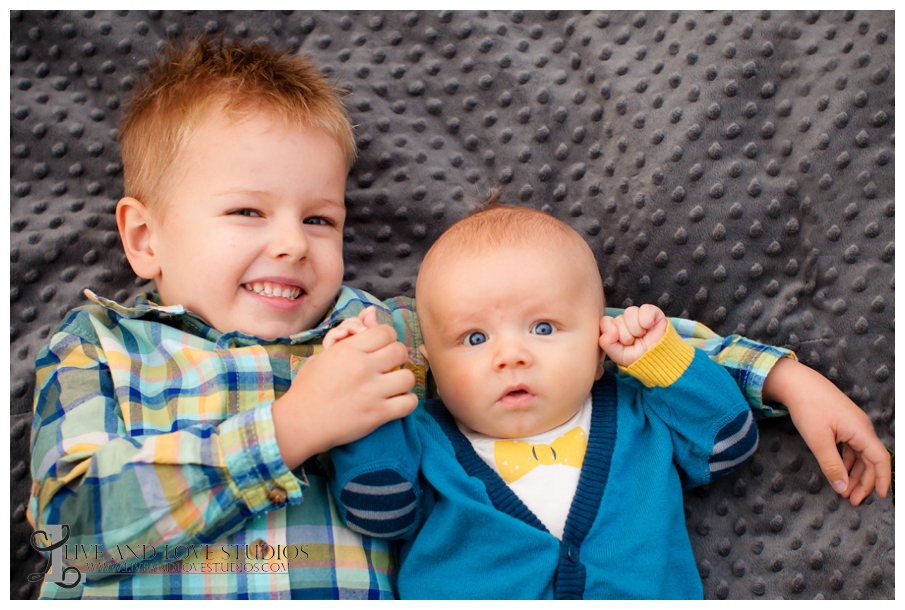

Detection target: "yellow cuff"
[619, 322, 695, 388]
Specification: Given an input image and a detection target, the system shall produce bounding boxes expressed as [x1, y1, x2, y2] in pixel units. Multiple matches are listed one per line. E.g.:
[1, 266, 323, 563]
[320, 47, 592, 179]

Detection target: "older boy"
[29, 37, 888, 599]
[29, 37, 419, 600]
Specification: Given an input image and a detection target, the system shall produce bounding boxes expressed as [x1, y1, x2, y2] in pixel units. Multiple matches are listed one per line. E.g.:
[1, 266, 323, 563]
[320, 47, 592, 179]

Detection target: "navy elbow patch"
[709, 411, 759, 478]
[340, 469, 417, 538]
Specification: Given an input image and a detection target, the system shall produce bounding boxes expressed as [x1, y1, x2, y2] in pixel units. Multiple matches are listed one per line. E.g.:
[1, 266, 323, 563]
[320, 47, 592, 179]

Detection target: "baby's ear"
[594, 349, 606, 381]
[417, 344, 437, 395]
[417, 344, 430, 370]
[116, 197, 161, 280]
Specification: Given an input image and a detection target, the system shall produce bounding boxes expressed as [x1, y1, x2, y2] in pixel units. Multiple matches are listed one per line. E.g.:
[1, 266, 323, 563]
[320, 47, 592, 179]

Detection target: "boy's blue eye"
[531, 322, 555, 336]
[464, 331, 487, 346]
[304, 216, 334, 226]
[231, 209, 262, 217]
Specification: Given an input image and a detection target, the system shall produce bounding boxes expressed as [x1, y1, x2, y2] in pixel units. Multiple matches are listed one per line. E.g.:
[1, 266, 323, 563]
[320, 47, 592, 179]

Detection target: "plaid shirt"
[29, 287, 790, 599]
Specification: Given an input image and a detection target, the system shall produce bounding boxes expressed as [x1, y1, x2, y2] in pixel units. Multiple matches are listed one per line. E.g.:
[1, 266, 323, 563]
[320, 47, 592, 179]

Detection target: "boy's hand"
[272, 307, 417, 469]
[323, 306, 378, 348]
[599, 304, 669, 367]
[763, 358, 891, 506]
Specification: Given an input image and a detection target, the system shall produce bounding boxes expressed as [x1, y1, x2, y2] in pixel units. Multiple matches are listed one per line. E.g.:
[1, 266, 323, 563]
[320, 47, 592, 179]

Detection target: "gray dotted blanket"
[9, 10, 894, 599]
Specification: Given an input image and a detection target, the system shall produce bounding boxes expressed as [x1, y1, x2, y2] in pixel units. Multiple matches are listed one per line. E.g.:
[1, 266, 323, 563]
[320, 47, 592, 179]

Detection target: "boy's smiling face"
[417, 241, 605, 439]
[120, 109, 347, 339]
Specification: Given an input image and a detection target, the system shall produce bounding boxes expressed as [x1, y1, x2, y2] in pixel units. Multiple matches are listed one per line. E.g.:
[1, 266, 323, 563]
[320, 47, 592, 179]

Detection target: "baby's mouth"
[243, 281, 303, 300]
[498, 385, 535, 407]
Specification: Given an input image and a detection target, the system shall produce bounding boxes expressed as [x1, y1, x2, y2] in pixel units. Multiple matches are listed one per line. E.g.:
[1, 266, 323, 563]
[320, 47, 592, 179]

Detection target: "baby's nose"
[492, 339, 532, 370]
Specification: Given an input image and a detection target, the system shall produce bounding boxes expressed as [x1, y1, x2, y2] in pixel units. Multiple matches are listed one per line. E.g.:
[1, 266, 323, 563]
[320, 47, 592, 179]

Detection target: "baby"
[326, 205, 761, 599]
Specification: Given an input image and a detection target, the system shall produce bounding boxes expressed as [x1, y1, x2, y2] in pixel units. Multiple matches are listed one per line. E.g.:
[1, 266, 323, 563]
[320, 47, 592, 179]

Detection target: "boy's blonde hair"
[118, 36, 356, 208]
[416, 203, 606, 312]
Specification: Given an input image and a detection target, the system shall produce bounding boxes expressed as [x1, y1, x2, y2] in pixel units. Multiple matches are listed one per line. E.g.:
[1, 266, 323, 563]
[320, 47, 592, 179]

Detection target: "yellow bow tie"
[494, 427, 587, 484]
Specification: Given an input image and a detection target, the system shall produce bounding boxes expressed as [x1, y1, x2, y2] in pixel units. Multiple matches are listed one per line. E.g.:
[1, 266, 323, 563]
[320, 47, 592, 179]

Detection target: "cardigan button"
[567, 543, 580, 562]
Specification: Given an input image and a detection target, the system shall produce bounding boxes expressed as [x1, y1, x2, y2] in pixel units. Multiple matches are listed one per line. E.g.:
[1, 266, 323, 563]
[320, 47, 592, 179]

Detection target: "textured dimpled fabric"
[9, 10, 893, 599]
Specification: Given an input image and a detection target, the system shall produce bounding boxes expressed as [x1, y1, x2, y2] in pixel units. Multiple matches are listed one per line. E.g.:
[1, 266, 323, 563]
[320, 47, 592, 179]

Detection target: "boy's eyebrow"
[211, 187, 346, 208]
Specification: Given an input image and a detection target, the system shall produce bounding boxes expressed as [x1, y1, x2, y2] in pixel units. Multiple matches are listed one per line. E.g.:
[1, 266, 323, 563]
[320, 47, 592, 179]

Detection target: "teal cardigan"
[330, 349, 757, 599]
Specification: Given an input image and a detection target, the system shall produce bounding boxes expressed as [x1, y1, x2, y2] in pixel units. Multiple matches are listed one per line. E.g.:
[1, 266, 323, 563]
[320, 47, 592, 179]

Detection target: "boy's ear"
[116, 197, 161, 280]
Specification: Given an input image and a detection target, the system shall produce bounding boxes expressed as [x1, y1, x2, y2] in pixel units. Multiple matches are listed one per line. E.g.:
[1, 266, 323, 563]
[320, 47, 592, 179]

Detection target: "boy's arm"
[603, 308, 891, 505]
[602, 306, 757, 488]
[28, 315, 303, 577]
[275, 303, 424, 467]
[762, 358, 891, 505]
[272, 315, 417, 468]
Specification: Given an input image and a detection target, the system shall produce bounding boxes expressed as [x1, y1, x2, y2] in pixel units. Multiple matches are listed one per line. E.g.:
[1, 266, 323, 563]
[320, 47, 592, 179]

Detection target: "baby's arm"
[607, 307, 790, 415]
[762, 358, 891, 505]
[328, 419, 425, 540]
[601, 305, 758, 486]
[321, 312, 425, 540]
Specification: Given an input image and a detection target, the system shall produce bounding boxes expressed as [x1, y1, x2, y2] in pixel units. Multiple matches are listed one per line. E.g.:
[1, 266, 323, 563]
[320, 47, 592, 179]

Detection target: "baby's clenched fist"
[599, 304, 668, 367]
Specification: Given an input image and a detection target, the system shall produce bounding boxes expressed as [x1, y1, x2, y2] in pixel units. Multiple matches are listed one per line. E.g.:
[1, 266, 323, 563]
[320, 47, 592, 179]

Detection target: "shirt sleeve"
[328, 415, 425, 540]
[383, 295, 428, 401]
[605, 307, 795, 418]
[27, 312, 303, 578]
[620, 324, 759, 489]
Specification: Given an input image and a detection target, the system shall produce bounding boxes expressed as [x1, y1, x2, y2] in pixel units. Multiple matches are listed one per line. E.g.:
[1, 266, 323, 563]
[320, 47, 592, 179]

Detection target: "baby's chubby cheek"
[430, 381, 471, 417]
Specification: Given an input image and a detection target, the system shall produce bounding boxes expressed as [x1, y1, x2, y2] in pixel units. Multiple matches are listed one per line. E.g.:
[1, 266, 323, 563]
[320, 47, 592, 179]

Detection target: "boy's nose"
[268, 222, 310, 261]
[492, 338, 532, 371]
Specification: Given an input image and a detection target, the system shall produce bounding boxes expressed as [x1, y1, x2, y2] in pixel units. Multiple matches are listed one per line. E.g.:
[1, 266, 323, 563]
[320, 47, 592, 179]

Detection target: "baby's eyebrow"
[430, 316, 475, 339]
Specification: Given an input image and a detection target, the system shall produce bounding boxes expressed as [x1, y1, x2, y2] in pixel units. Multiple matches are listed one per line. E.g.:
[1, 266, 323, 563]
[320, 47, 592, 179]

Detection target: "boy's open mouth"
[243, 281, 303, 300]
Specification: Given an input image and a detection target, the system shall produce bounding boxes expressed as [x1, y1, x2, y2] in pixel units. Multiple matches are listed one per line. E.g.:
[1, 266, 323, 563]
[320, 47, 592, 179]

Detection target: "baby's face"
[146, 110, 347, 339]
[418, 243, 604, 439]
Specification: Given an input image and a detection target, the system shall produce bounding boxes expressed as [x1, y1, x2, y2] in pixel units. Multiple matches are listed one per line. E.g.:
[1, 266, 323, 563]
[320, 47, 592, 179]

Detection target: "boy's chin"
[230, 318, 308, 340]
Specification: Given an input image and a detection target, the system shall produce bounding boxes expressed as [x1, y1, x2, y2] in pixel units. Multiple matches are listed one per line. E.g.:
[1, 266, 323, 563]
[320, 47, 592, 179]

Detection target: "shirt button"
[268, 487, 288, 505]
[250, 539, 272, 558]
[567, 543, 580, 563]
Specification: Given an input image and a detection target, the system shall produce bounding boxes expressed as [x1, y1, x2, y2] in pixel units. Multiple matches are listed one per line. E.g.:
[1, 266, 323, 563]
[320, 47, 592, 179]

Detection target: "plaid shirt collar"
[83, 286, 397, 347]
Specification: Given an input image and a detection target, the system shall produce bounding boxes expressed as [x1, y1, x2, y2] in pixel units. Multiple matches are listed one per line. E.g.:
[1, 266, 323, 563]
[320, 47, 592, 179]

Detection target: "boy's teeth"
[244, 282, 302, 300]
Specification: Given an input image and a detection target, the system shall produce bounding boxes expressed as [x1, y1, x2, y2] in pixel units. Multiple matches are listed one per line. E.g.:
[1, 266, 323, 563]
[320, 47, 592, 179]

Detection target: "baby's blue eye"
[532, 322, 555, 336]
[465, 331, 487, 346]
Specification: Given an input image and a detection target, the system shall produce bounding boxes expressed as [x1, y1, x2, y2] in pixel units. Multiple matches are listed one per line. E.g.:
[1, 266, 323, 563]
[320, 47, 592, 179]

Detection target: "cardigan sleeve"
[606, 307, 794, 418]
[328, 412, 427, 539]
[620, 324, 759, 489]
